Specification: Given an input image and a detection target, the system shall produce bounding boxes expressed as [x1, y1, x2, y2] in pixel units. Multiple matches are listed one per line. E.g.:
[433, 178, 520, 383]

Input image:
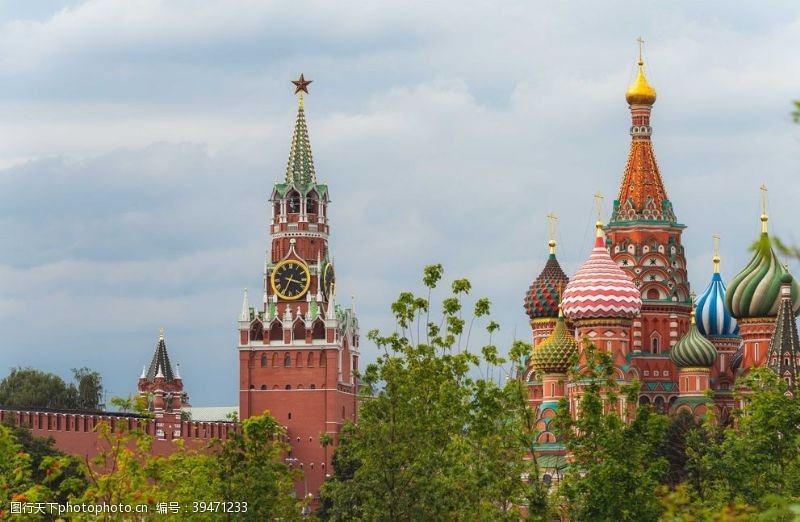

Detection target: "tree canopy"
[319, 265, 545, 521]
[0, 367, 103, 411]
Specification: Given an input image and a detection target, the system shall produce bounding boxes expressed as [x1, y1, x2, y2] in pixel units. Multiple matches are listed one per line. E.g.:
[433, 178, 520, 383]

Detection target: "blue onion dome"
[671, 301, 718, 368]
[531, 309, 578, 374]
[524, 239, 569, 320]
[725, 213, 800, 318]
[695, 252, 739, 337]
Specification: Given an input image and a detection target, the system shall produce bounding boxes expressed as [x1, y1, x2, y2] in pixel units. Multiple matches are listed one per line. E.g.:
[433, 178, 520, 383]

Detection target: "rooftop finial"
[760, 183, 769, 233]
[712, 234, 721, 273]
[547, 212, 558, 254]
[625, 38, 656, 106]
[636, 35, 645, 65]
[594, 192, 604, 237]
[159, 326, 165, 341]
[292, 73, 312, 108]
[690, 291, 697, 325]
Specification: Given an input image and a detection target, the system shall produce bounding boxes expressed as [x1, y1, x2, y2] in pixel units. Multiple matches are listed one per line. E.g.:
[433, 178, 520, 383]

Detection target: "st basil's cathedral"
[523, 47, 800, 474]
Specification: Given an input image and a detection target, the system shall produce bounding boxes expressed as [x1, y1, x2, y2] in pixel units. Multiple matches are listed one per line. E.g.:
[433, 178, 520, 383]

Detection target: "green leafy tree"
[0, 367, 103, 410]
[0, 423, 86, 521]
[554, 342, 669, 521]
[319, 264, 540, 521]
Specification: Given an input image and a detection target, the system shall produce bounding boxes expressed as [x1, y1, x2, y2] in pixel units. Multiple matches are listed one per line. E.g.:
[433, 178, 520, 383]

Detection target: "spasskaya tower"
[238, 75, 359, 499]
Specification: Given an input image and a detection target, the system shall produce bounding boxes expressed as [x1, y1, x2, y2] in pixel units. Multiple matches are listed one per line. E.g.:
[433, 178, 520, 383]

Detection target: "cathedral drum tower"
[604, 43, 691, 406]
[237, 75, 359, 499]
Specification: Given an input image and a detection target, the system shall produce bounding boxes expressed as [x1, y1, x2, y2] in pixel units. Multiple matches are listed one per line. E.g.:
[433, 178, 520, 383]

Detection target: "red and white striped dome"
[562, 224, 642, 320]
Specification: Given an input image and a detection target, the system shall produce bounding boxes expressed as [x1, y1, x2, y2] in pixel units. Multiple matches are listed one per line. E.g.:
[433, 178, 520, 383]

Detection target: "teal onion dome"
[524, 243, 569, 320]
[725, 230, 800, 319]
[531, 312, 578, 374]
[671, 306, 718, 368]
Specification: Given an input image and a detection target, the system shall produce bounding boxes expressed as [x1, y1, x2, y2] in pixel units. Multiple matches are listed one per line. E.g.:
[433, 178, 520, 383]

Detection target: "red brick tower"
[138, 328, 187, 440]
[605, 45, 691, 361]
[237, 75, 359, 500]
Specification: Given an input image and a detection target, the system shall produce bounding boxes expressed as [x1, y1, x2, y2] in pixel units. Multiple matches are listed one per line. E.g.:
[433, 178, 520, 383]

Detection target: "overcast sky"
[1, 1, 799, 406]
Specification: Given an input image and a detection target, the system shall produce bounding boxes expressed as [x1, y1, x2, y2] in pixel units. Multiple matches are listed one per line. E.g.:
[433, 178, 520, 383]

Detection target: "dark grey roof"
[767, 285, 800, 389]
[146, 336, 175, 382]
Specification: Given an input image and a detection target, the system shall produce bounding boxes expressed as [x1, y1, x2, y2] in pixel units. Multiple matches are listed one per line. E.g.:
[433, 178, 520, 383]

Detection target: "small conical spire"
[760, 184, 769, 234]
[240, 288, 250, 322]
[140, 365, 147, 379]
[175, 363, 181, 380]
[327, 282, 337, 320]
[285, 74, 316, 186]
[712, 234, 721, 274]
[145, 328, 176, 383]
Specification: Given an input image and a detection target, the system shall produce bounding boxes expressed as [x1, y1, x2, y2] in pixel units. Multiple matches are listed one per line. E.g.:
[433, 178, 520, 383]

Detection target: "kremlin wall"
[2, 53, 800, 501]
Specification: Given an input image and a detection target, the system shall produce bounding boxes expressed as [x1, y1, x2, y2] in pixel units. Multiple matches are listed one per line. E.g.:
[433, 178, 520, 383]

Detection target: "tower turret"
[524, 212, 570, 349]
[238, 76, 359, 500]
[725, 186, 799, 372]
[766, 273, 800, 394]
[670, 298, 717, 417]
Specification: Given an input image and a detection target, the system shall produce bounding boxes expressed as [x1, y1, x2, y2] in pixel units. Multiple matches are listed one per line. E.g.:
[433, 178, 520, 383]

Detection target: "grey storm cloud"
[1, 0, 799, 404]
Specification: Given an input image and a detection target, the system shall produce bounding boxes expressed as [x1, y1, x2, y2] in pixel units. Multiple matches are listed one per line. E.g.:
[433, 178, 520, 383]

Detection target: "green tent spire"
[285, 74, 316, 186]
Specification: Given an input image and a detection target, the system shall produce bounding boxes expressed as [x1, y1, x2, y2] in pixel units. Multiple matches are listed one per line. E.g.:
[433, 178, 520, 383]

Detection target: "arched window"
[270, 322, 283, 342]
[342, 406, 345, 419]
[272, 353, 279, 367]
[296, 352, 303, 367]
[646, 288, 659, 300]
[651, 336, 660, 354]
[284, 353, 291, 367]
[249, 385, 254, 390]
[319, 351, 326, 366]
[261, 354, 267, 368]
[260, 385, 266, 390]
[287, 191, 301, 213]
[312, 320, 325, 340]
[307, 352, 314, 367]
[310, 384, 316, 390]
[250, 321, 263, 341]
[293, 321, 305, 343]
[285, 384, 292, 390]
[306, 196, 317, 214]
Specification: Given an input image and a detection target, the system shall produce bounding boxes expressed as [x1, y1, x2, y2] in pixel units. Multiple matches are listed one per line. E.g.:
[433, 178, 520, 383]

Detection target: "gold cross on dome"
[712, 234, 720, 257]
[636, 36, 645, 63]
[760, 183, 768, 216]
[546, 212, 557, 242]
[594, 192, 604, 222]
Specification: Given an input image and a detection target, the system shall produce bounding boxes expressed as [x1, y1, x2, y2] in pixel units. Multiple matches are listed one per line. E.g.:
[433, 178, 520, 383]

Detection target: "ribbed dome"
[671, 319, 718, 368]
[562, 224, 643, 320]
[625, 61, 657, 106]
[725, 230, 800, 319]
[531, 313, 578, 374]
[524, 246, 570, 320]
[696, 272, 739, 337]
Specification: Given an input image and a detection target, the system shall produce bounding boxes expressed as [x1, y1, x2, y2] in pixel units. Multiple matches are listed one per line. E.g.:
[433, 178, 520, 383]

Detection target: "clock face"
[322, 262, 336, 301]
[271, 260, 311, 300]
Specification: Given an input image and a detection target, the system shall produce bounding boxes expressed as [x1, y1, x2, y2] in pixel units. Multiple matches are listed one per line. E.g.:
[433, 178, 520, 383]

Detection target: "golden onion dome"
[625, 61, 657, 106]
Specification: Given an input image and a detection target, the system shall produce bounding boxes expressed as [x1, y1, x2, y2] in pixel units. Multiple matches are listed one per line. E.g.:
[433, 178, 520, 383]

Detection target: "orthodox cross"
[636, 36, 645, 64]
[594, 191, 604, 223]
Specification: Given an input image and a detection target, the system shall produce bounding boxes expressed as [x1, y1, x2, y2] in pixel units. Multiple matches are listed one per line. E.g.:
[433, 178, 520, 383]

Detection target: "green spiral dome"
[670, 321, 717, 368]
[531, 314, 578, 374]
[725, 232, 800, 319]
